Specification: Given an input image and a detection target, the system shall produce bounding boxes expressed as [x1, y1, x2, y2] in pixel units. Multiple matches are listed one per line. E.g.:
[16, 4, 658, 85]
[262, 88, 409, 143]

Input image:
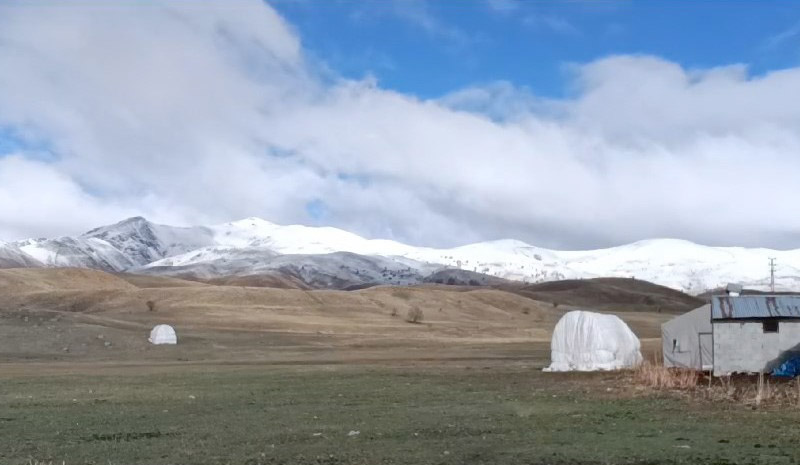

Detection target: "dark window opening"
[763, 320, 779, 333]
[672, 339, 677, 352]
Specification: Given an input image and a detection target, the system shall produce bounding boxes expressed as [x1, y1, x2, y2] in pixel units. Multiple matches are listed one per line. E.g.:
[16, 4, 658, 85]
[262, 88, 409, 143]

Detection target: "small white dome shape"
[148, 324, 177, 345]
[544, 310, 642, 372]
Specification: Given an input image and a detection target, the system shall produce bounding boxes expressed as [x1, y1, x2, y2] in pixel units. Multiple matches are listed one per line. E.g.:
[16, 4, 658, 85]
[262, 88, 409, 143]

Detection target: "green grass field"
[3, 365, 800, 465]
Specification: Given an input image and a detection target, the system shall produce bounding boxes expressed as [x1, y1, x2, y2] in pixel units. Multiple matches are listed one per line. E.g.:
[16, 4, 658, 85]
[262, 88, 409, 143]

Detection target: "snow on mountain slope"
[143, 249, 435, 289]
[208, 217, 415, 255]
[403, 240, 569, 283]
[14, 236, 133, 270]
[7, 217, 216, 272]
[557, 239, 800, 294]
[83, 216, 215, 266]
[143, 245, 251, 268]
[4, 216, 800, 294]
[8, 217, 219, 273]
[137, 220, 800, 293]
[201, 220, 567, 283]
[0, 241, 42, 268]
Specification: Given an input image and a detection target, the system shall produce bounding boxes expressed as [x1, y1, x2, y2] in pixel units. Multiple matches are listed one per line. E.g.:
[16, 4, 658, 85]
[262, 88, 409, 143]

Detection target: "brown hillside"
[0, 269, 672, 365]
[204, 273, 311, 290]
[0, 268, 135, 293]
[113, 272, 210, 288]
[497, 277, 703, 313]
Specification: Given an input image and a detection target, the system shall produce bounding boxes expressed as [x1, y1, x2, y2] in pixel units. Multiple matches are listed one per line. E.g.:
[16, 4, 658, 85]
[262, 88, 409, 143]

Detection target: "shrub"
[406, 306, 424, 324]
[146, 300, 157, 312]
[632, 359, 800, 408]
[633, 360, 699, 390]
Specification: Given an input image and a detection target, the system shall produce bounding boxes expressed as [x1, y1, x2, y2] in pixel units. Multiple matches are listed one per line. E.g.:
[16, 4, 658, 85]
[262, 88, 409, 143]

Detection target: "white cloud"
[1, 1, 800, 249]
[438, 81, 561, 122]
[0, 155, 135, 239]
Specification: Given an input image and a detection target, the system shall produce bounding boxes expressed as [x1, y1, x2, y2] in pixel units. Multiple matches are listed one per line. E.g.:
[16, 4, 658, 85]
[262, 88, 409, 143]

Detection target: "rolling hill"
[0, 268, 673, 365]
[497, 277, 705, 314]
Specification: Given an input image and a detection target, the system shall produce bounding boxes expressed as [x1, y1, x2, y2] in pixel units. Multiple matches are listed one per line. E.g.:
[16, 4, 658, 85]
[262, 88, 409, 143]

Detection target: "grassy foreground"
[2, 365, 800, 465]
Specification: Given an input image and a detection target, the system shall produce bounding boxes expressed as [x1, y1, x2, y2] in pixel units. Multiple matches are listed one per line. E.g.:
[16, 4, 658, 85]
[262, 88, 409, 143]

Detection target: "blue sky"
[273, 1, 800, 99]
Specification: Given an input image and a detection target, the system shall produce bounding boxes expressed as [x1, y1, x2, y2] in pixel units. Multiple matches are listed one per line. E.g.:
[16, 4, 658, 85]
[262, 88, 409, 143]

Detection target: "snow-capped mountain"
[14, 236, 133, 270]
[8, 217, 215, 271]
[146, 249, 436, 288]
[558, 239, 800, 294]
[2, 216, 799, 294]
[0, 240, 41, 268]
[83, 216, 214, 266]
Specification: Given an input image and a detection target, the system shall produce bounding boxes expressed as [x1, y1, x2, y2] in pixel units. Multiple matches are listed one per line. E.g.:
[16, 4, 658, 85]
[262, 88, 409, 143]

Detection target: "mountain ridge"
[1, 216, 798, 294]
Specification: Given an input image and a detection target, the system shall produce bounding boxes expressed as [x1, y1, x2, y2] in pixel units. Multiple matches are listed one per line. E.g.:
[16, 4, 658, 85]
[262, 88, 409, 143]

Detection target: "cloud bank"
[1, 1, 800, 249]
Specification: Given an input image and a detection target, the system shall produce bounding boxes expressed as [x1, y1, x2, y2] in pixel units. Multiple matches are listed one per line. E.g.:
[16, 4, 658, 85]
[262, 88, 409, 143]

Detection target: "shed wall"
[713, 321, 800, 376]
[662, 304, 712, 370]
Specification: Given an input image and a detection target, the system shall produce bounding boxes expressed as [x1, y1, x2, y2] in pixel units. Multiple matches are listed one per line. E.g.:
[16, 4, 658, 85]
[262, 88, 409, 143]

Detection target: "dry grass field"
[0, 268, 671, 366]
[4, 268, 797, 464]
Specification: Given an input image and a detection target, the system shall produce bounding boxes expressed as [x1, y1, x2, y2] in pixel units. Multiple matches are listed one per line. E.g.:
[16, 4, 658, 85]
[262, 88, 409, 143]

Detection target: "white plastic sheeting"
[148, 324, 177, 345]
[544, 310, 642, 372]
[661, 304, 712, 371]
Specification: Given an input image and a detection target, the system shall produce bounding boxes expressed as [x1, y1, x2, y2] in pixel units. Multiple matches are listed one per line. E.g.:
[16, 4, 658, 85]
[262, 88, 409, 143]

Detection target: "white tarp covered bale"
[148, 324, 177, 345]
[544, 310, 642, 372]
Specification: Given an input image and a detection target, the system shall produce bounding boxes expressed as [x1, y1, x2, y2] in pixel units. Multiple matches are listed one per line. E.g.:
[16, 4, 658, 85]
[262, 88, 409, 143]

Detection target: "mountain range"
[1, 216, 797, 294]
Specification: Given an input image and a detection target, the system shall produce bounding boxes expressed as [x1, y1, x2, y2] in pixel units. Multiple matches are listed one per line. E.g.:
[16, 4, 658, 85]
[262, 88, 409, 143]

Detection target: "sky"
[1, 0, 800, 250]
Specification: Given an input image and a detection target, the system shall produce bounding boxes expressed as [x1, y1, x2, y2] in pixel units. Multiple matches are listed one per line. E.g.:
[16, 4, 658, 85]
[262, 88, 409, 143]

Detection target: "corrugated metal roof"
[711, 295, 800, 320]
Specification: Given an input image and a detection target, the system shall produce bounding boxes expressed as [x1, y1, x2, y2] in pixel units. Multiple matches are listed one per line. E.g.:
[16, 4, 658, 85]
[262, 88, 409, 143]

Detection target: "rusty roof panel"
[711, 295, 800, 320]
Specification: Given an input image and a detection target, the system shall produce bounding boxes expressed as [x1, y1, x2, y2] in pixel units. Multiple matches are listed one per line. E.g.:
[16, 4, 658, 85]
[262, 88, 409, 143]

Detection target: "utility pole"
[769, 257, 777, 293]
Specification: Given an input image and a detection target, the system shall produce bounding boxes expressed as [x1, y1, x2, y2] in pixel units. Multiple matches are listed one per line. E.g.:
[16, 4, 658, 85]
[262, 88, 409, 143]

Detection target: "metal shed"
[711, 295, 800, 376]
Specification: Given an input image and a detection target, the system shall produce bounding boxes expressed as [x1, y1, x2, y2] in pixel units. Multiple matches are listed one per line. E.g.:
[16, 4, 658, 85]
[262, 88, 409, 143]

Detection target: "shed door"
[699, 332, 713, 371]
